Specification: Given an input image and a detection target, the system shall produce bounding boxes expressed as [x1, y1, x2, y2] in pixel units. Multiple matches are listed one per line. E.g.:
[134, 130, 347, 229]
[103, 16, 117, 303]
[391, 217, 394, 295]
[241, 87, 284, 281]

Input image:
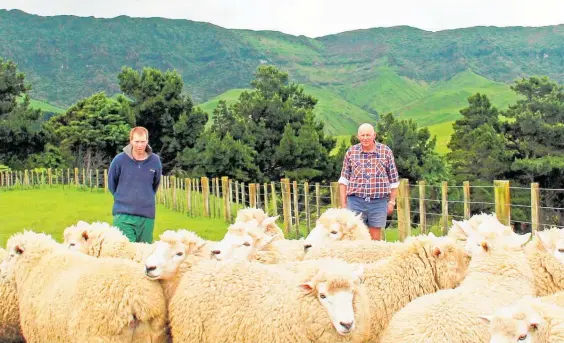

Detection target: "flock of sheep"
[1, 207, 564, 342]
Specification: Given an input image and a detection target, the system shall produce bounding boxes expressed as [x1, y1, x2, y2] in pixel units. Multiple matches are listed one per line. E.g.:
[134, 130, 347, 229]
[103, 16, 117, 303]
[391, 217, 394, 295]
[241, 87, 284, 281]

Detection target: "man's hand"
[387, 201, 396, 215]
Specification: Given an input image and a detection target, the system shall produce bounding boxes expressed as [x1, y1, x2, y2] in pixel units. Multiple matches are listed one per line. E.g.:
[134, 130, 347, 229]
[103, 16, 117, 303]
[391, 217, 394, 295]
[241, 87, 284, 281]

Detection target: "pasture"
[0, 187, 439, 246]
[0, 187, 229, 247]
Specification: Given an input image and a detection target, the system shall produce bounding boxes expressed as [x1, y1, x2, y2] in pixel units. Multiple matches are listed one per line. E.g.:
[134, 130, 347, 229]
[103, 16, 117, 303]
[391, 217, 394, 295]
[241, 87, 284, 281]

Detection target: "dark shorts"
[346, 195, 388, 228]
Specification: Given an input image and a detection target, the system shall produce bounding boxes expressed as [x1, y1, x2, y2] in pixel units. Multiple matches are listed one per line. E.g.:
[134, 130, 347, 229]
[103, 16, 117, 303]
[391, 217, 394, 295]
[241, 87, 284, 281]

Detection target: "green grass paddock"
[0, 187, 230, 247]
[0, 187, 442, 247]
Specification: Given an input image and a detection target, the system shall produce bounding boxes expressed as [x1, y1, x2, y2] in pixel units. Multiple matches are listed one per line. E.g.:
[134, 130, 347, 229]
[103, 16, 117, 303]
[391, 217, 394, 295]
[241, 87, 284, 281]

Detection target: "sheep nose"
[211, 250, 221, 255]
[145, 265, 156, 272]
[303, 244, 312, 251]
[340, 321, 353, 330]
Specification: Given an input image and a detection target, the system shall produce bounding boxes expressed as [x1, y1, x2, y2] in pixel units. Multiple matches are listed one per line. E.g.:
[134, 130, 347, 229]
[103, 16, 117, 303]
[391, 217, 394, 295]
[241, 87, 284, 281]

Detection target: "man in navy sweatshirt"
[108, 126, 162, 243]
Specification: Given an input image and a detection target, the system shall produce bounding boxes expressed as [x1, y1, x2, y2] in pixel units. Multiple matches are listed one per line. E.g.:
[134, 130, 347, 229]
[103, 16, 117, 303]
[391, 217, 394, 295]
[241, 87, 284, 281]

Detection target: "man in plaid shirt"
[338, 123, 399, 240]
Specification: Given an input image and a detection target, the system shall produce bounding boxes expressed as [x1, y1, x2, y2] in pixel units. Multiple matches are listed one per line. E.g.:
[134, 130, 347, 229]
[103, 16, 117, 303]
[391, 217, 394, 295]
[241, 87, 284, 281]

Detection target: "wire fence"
[1, 168, 563, 241]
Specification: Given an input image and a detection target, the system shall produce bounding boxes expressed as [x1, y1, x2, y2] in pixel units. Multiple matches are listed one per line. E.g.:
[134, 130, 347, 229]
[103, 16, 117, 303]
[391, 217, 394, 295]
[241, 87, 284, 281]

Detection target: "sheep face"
[303, 208, 366, 252]
[144, 240, 188, 280]
[465, 231, 531, 257]
[64, 230, 90, 254]
[535, 228, 564, 265]
[429, 236, 471, 289]
[479, 298, 542, 343]
[299, 265, 364, 336]
[211, 221, 276, 261]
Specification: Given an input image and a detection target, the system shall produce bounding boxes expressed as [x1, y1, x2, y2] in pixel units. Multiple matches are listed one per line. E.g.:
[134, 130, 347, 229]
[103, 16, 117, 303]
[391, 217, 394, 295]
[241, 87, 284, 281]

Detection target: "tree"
[0, 59, 47, 169]
[376, 113, 450, 184]
[447, 93, 512, 181]
[46, 92, 134, 170]
[118, 66, 207, 172]
[503, 76, 564, 188]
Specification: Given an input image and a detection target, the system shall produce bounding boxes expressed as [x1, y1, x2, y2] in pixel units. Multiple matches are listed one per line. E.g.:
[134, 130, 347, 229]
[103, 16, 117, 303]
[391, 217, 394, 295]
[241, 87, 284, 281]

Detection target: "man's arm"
[107, 156, 120, 195]
[338, 149, 352, 208]
[386, 147, 400, 207]
[153, 157, 162, 193]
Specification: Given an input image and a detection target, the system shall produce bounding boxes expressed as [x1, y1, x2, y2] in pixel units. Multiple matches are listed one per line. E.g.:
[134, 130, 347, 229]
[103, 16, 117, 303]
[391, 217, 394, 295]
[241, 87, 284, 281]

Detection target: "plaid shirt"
[339, 143, 400, 199]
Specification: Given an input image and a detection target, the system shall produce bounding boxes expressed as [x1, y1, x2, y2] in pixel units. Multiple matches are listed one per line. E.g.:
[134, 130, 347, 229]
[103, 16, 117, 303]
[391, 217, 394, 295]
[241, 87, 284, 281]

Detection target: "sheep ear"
[428, 232, 436, 238]
[458, 221, 476, 238]
[261, 216, 279, 227]
[298, 282, 314, 292]
[432, 246, 443, 257]
[478, 315, 493, 324]
[481, 241, 490, 252]
[535, 231, 552, 251]
[513, 233, 531, 248]
[81, 231, 89, 241]
[15, 245, 24, 255]
[529, 311, 543, 330]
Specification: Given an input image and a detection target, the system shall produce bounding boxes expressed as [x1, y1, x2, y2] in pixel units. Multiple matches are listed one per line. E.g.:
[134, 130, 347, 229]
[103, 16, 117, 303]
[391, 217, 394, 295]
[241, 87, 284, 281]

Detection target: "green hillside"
[426, 121, 455, 155]
[17, 96, 66, 114]
[1, 9, 562, 137]
[197, 85, 377, 135]
[394, 70, 521, 126]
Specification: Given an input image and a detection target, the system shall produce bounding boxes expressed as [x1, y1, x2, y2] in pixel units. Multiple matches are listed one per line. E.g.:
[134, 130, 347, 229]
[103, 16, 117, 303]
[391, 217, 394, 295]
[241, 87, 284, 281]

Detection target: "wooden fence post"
[201, 177, 210, 217]
[222, 176, 230, 222]
[103, 169, 108, 192]
[263, 183, 269, 214]
[249, 183, 257, 208]
[397, 179, 411, 241]
[463, 181, 471, 219]
[281, 178, 291, 236]
[293, 181, 300, 238]
[494, 180, 511, 226]
[531, 182, 540, 234]
[441, 181, 449, 235]
[330, 182, 340, 207]
[315, 183, 321, 219]
[186, 178, 192, 215]
[304, 182, 311, 233]
[171, 176, 177, 210]
[418, 180, 427, 234]
[271, 182, 277, 216]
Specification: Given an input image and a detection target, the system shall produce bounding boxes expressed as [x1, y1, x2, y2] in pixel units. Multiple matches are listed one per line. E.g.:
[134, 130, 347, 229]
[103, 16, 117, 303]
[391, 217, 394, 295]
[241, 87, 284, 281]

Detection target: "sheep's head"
[63, 220, 126, 255]
[210, 221, 278, 261]
[419, 234, 471, 289]
[299, 261, 365, 336]
[534, 227, 564, 265]
[235, 208, 283, 239]
[303, 208, 369, 252]
[144, 229, 208, 280]
[479, 296, 544, 343]
[449, 216, 513, 249]
[465, 230, 531, 257]
[2, 230, 59, 279]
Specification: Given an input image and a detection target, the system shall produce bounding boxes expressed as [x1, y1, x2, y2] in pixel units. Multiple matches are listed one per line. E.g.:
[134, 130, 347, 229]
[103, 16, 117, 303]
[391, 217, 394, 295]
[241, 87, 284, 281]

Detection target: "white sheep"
[1, 230, 168, 343]
[303, 208, 370, 252]
[380, 232, 534, 343]
[347, 233, 470, 342]
[210, 220, 305, 263]
[144, 229, 212, 301]
[63, 220, 156, 262]
[525, 227, 564, 296]
[0, 247, 23, 343]
[168, 258, 372, 343]
[480, 295, 564, 343]
[235, 207, 284, 239]
[302, 239, 403, 264]
[448, 213, 514, 247]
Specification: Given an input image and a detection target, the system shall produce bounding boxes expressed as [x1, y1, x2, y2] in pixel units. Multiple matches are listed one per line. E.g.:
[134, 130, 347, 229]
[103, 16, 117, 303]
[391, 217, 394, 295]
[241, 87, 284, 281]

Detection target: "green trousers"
[112, 213, 155, 243]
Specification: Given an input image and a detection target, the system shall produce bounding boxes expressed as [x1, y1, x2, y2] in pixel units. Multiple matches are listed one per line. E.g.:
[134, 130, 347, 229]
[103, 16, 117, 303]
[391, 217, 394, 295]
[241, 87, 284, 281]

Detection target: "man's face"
[131, 133, 148, 154]
[357, 128, 375, 148]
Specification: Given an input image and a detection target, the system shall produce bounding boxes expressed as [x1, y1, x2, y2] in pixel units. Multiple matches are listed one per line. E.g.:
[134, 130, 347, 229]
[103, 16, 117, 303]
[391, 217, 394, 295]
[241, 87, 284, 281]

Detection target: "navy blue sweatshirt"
[108, 144, 162, 219]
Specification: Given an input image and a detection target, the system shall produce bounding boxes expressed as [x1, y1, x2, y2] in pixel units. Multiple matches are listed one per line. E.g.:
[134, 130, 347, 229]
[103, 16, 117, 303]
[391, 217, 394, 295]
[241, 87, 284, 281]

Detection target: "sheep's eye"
[518, 334, 527, 341]
[330, 231, 338, 235]
[69, 243, 76, 247]
[558, 248, 564, 253]
[176, 252, 184, 257]
[319, 293, 326, 299]
[243, 242, 251, 247]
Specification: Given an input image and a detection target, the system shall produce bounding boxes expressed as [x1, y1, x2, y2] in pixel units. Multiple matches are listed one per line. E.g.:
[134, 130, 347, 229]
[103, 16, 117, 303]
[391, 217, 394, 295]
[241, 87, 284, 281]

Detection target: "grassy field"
[17, 96, 66, 113]
[0, 187, 429, 247]
[0, 187, 230, 247]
